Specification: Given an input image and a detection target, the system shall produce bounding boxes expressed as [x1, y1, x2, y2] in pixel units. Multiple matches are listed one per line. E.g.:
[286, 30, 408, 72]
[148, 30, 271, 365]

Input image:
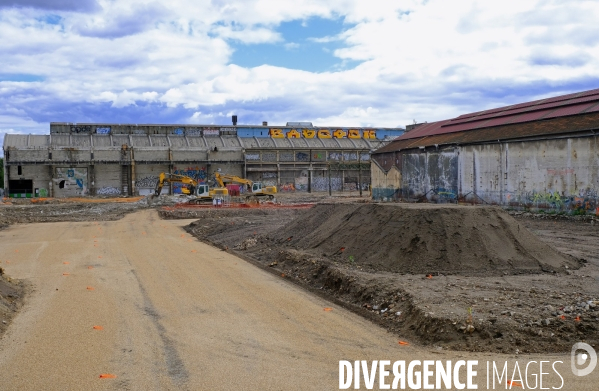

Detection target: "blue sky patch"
[38, 14, 62, 25]
[0, 74, 45, 82]
[228, 17, 361, 72]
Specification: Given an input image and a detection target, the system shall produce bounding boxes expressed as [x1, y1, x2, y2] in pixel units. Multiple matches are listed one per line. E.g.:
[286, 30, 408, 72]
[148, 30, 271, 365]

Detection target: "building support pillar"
[328, 164, 332, 196]
[358, 154, 363, 197]
[130, 148, 136, 196]
[48, 164, 53, 197]
[89, 165, 95, 196]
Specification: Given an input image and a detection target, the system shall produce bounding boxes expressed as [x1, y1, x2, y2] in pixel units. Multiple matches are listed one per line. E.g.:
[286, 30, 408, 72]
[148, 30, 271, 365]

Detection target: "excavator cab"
[196, 184, 210, 197]
[252, 183, 262, 192]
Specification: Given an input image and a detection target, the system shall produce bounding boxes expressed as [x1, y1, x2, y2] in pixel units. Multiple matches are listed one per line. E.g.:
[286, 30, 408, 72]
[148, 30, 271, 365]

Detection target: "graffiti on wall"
[312, 151, 326, 161]
[262, 152, 277, 162]
[526, 191, 565, 206]
[436, 187, 457, 200]
[245, 153, 260, 161]
[343, 152, 358, 161]
[204, 128, 220, 136]
[172, 166, 207, 181]
[463, 189, 599, 215]
[55, 167, 88, 196]
[171, 166, 207, 194]
[136, 176, 159, 188]
[280, 183, 296, 191]
[185, 128, 202, 137]
[296, 152, 309, 162]
[171, 127, 184, 135]
[329, 152, 342, 161]
[312, 177, 342, 191]
[269, 128, 376, 139]
[262, 172, 277, 178]
[295, 177, 308, 191]
[343, 182, 370, 192]
[71, 125, 91, 133]
[97, 186, 120, 195]
[96, 127, 111, 134]
[520, 190, 598, 213]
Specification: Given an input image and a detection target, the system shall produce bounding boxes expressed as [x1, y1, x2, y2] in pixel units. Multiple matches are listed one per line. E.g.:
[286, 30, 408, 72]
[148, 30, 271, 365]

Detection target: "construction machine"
[214, 172, 277, 202]
[153, 173, 228, 203]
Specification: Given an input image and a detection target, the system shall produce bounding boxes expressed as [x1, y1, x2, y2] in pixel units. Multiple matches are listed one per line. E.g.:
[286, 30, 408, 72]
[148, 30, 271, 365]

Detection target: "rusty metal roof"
[377, 87, 599, 152]
[399, 87, 599, 139]
[376, 110, 599, 153]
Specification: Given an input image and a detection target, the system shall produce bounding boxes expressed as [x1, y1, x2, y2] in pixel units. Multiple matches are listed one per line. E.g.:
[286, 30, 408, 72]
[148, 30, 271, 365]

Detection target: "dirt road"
[0, 210, 596, 390]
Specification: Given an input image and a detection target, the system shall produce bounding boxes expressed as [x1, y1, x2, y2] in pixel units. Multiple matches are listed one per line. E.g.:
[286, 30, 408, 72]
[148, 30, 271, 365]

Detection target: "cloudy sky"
[1, 0, 598, 144]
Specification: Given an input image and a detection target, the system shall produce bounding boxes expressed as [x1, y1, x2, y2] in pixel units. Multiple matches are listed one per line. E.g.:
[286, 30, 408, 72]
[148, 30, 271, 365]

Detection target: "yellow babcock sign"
[269, 129, 376, 139]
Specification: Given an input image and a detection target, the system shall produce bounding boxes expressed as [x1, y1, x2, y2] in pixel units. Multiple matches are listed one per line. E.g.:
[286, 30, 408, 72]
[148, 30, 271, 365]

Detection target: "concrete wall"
[7, 164, 51, 197]
[94, 165, 122, 196]
[5, 131, 380, 197]
[134, 164, 169, 196]
[53, 167, 88, 197]
[372, 135, 599, 214]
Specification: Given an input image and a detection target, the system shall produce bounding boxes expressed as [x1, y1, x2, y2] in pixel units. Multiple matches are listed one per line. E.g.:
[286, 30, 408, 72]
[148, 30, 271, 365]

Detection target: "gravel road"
[0, 210, 596, 390]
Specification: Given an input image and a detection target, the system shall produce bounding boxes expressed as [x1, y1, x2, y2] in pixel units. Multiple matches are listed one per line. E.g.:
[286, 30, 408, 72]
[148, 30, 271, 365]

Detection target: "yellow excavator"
[214, 172, 277, 202]
[153, 173, 228, 203]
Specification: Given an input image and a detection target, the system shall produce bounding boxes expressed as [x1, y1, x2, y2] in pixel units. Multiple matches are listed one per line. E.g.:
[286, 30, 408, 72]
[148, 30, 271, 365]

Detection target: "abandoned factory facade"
[3, 123, 402, 197]
[371, 87, 599, 214]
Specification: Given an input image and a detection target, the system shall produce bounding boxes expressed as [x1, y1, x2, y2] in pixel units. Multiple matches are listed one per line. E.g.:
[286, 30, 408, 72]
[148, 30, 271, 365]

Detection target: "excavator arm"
[214, 172, 277, 201]
[215, 173, 253, 187]
[154, 173, 198, 196]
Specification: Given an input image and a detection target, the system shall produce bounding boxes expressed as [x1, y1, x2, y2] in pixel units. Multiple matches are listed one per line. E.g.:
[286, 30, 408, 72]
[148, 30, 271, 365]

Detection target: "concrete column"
[48, 165, 53, 197]
[89, 165, 95, 196]
[328, 164, 332, 196]
[130, 149, 136, 196]
[277, 163, 280, 187]
[358, 153, 363, 197]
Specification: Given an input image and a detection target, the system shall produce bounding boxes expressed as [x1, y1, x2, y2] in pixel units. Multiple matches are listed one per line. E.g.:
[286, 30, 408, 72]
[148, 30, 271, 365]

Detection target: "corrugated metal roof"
[376, 110, 599, 153]
[397, 87, 599, 143]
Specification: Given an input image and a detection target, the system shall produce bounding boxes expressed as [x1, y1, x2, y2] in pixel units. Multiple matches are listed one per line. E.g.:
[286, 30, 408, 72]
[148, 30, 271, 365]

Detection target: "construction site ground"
[0, 192, 597, 389]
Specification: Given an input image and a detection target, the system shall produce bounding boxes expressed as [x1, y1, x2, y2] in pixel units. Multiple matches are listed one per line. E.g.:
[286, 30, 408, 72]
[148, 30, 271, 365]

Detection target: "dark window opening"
[17, 165, 22, 175]
[9, 179, 33, 194]
[59, 180, 66, 189]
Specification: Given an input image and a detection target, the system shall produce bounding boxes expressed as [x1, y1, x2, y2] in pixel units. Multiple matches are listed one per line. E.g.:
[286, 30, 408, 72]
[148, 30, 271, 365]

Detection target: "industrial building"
[371, 88, 599, 214]
[2, 122, 402, 197]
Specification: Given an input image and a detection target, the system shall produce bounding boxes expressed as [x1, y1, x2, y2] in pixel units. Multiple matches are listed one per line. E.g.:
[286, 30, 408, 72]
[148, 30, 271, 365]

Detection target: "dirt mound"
[270, 203, 580, 276]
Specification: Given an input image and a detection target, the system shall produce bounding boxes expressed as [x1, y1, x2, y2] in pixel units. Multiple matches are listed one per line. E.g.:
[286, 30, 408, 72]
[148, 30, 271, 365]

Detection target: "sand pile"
[271, 203, 580, 276]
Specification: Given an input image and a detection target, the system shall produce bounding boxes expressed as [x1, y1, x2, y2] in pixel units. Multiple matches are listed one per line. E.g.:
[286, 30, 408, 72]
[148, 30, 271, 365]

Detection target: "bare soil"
[0, 198, 150, 339]
[0, 273, 28, 338]
[2, 194, 598, 356]
[176, 202, 599, 354]
[0, 200, 148, 228]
